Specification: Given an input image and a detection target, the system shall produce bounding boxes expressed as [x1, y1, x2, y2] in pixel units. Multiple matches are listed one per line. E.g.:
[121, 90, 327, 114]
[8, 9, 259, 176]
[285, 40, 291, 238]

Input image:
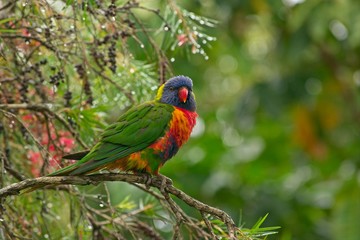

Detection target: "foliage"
[164, 1, 360, 240]
[0, 0, 277, 239]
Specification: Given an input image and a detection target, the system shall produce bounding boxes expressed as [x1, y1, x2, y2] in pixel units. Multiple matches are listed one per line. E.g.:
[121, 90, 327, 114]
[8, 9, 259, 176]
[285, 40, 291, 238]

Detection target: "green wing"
[50, 102, 174, 176]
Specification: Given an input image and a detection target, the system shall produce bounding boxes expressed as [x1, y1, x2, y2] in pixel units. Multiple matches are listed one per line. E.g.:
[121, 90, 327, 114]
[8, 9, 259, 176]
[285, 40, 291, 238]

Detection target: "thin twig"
[201, 212, 218, 240]
[0, 77, 18, 83]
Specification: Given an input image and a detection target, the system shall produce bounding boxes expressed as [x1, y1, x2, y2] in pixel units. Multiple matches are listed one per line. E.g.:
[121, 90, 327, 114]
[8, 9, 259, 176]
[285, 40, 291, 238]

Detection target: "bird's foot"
[155, 174, 173, 193]
[142, 173, 152, 190]
[136, 173, 172, 192]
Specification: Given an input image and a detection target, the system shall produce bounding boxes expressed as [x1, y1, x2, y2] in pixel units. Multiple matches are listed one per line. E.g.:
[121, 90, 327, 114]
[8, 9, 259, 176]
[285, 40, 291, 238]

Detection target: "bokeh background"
[160, 1, 360, 239]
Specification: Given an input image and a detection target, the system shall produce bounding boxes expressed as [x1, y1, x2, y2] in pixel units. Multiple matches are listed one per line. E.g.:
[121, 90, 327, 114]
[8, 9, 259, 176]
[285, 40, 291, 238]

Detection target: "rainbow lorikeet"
[49, 76, 197, 176]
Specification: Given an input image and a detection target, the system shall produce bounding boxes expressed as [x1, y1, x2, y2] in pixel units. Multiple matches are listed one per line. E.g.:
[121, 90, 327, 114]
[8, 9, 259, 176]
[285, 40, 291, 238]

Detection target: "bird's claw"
[141, 173, 152, 190]
[138, 173, 172, 192]
[156, 174, 172, 193]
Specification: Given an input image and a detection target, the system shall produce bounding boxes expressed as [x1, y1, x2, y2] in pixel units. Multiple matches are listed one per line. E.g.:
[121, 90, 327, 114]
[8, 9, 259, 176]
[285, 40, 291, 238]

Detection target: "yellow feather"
[155, 84, 165, 101]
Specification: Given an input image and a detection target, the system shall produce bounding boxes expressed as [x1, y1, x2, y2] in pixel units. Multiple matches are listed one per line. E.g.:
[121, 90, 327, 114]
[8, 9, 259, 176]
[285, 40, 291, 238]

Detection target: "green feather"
[50, 101, 174, 176]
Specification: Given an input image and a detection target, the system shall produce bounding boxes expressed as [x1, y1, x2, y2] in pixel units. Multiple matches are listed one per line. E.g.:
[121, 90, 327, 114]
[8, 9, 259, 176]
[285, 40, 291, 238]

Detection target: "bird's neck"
[173, 107, 197, 129]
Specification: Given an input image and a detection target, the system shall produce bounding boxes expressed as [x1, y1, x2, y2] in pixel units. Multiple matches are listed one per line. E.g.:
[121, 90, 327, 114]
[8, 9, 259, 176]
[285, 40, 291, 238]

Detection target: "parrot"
[49, 75, 197, 177]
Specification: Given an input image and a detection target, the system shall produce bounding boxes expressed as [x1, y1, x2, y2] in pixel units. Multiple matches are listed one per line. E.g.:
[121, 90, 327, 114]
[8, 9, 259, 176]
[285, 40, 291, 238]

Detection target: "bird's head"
[156, 76, 196, 112]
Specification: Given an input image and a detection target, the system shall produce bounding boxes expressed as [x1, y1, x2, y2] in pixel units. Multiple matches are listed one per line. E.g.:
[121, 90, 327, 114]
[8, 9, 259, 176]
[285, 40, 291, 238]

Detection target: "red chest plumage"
[149, 107, 197, 161]
[169, 107, 197, 146]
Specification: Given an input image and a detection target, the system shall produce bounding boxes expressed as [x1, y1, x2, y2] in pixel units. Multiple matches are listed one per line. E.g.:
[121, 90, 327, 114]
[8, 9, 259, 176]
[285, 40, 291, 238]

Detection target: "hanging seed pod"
[83, 79, 93, 106]
[19, 81, 29, 103]
[58, 70, 65, 83]
[108, 41, 117, 73]
[83, 79, 91, 96]
[40, 59, 47, 65]
[67, 116, 77, 128]
[102, 35, 111, 45]
[105, 3, 116, 18]
[44, 27, 51, 39]
[75, 64, 86, 79]
[49, 74, 59, 86]
[20, 125, 30, 142]
[64, 90, 72, 107]
[86, 95, 93, 105]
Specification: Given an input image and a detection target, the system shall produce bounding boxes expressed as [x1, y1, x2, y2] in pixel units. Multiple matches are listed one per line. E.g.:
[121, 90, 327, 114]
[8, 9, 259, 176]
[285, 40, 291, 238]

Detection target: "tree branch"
[0, 173, 239, 239]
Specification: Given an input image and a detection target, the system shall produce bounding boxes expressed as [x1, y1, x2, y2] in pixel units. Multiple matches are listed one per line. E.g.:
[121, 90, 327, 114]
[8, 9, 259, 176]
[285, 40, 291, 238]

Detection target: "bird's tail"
[62, 150, 90, 160]
[22, 150, 91, 194]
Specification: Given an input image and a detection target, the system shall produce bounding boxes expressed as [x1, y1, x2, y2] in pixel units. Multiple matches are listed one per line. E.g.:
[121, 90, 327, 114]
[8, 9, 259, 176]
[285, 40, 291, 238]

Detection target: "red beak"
[178, 87, 188, 103]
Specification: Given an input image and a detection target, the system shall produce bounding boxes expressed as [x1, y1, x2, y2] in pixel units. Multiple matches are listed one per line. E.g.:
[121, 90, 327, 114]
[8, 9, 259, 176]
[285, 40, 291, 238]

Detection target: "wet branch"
[0, 173, 239, 239]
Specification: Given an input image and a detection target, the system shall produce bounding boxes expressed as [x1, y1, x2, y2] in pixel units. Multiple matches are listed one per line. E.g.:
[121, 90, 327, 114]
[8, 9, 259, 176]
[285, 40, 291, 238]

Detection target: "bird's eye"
[169, 87, 175, 91]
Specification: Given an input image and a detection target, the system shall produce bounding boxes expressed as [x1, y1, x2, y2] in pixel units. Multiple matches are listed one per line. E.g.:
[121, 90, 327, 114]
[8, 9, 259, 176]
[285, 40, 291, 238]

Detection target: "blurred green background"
[158, 1, 360, 239]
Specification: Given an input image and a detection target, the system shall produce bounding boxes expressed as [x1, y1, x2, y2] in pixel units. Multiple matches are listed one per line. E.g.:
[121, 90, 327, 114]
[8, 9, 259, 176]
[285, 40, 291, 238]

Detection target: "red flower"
[23, 115, 76, 177]
[27, 151, 42, 177]
[177, 34, 189, 46]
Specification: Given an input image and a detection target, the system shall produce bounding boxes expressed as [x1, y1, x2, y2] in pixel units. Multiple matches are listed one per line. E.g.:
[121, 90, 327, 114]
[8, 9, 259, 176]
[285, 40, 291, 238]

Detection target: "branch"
[0, 173, 239, 239]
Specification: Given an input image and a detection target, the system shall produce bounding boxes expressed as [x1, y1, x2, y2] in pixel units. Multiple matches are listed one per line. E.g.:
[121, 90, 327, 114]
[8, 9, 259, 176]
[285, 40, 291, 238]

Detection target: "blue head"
[156, 76, 196, 112]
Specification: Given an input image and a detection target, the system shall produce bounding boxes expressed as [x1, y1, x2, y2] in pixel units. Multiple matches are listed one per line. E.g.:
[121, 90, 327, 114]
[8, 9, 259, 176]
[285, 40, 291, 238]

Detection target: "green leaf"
[66, 0, 74, 5]
[0, 29, 19, 33]
[243, 214, 281, 238]
[0, 17, 15, 25]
